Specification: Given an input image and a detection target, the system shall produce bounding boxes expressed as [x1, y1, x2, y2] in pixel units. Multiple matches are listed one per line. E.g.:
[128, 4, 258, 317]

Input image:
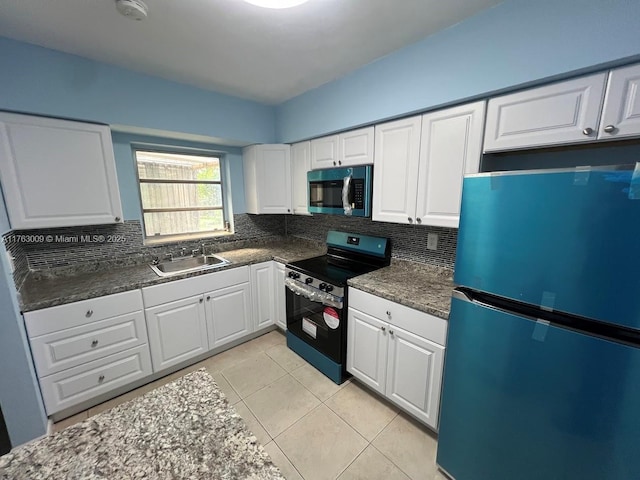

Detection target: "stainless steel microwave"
[307, 165, 372, 217]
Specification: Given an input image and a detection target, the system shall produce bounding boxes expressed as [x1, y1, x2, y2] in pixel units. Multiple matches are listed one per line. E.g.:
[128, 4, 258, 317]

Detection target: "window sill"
[143, 230, 234, 246]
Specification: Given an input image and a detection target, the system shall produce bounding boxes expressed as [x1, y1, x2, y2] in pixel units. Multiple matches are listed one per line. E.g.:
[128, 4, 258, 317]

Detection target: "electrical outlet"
[427, 233, 438, 251]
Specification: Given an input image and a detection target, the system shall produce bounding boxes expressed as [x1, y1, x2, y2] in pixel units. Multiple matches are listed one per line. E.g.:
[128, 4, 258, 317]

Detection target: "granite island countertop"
[0, 369, 284, 480]
[19, 239, 326, 312]
[348, 259, 454, 320]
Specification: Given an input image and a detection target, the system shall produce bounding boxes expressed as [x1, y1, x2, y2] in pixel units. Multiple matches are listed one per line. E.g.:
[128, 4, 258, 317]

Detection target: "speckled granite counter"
[0, 369, 284, 480]
[348, 259, 454, 319]
[19, 240, 325, 312]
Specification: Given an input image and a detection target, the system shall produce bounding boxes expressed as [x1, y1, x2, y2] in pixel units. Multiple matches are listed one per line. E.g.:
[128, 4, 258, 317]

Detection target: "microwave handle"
[342, 174, 353, 216]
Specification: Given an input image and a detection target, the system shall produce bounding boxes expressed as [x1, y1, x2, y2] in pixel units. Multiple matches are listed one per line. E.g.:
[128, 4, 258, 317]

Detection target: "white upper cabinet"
[0, 112, 123, 229]
[291, 141, 311, 215]
[310, 127, 374, 170]
[243, 144, 292, 214]
[372, 115, 423, 224]
[373, 102, 484, 227]
[484, 73, 607, 151]
[416, 101, 485, 228]
[599, 63, 640, 140]
[310, 135, 338, 169]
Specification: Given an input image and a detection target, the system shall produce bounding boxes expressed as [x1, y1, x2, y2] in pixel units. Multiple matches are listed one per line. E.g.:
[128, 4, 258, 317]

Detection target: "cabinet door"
[484, 73, 607, 152]
[372, 116, 422, 224]
[347, 307, 388, 395]
[310, 135, 338, 169]
[386, 325, 444, 430]
[145, 295, 208, 372]
[339, 126, 374, 166]
[291, 141, 311, 215]
[206, 282, 252, 349]
[416, 101, 485, 228]
[0, 112, 123, 229]
[243, 144, 292, 214]
[599, 64, 640, 140]
[251, 262, 275, 330]
[274, 262, 287, 330]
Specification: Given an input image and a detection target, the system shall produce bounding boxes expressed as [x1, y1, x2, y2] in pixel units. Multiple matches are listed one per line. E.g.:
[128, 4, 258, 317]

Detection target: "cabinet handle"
[389, 330, 394, 336]
[407, 217, 413, 223]
[603, 125, 616, 133]
[381, 326, 386, 332]
[91, 340, 99, 348]
[199, 298, 204, 303]
[287, 209, 291, 213]
[386, 310, 391, 317]
[115, 216, 121, 222]
[333, 161, 337, 166]
[582, 127, 593, 136]
[206, 295, 211, 301]
[338, 160, 342, 165]
[416, 218, 422, 224]
[86, 309, 93, 318]
[98, 375, 105, 383]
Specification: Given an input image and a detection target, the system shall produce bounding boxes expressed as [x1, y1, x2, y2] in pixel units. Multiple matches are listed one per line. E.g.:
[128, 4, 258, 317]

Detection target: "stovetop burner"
[287, 254, 384, 287]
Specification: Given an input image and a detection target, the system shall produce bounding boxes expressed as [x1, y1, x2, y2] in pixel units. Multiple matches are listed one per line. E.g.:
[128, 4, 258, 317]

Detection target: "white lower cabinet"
[251, 262, 275, 330]
[347, 288, 447, 430]
[206, 282, 252, 349]
[23, 290, 152, 415]
[274, 262, 287, 330]
[145, 295, 208, 371]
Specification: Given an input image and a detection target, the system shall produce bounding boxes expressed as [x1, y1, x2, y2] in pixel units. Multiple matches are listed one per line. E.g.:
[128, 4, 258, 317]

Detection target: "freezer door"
[455, 165, 640, 330]
[436, 295, 640, 480]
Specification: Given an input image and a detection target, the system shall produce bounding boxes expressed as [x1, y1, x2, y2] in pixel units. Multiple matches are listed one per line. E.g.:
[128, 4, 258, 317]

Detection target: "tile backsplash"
[4, 212, 457, 288]
[285, 214, 457, 268]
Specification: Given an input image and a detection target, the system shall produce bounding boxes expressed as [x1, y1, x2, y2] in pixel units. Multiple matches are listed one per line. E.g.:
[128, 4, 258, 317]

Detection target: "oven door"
[285, 280, 345, 363]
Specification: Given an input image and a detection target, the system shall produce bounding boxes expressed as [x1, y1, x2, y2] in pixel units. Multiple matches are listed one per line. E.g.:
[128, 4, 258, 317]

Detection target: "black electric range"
[284, 231, 391, 384]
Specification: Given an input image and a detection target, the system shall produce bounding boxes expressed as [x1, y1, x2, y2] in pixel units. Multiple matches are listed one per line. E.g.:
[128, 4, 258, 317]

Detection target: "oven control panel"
[285, 268, 345, 299]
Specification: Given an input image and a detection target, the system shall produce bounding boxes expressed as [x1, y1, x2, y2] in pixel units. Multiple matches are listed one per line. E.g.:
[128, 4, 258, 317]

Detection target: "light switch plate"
[427, 233, 438, 251]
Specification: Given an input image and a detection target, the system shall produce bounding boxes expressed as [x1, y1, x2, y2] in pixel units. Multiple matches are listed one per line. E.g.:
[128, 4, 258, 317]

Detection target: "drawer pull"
[86, 309, 94, 318]
[91, 340, 99, 348]
[386, 310, 391, 317]
[206, 295, 211, 301]
[389, 330, 394, 336]
[98, 375, 105, 383]
[381, 326, 386, 332]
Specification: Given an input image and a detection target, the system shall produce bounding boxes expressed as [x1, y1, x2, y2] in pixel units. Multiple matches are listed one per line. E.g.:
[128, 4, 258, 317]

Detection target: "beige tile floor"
[53, 330, 447, 480]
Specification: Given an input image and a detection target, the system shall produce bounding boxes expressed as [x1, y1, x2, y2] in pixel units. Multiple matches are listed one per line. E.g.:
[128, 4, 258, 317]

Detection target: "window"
[135, 150, 228, 240]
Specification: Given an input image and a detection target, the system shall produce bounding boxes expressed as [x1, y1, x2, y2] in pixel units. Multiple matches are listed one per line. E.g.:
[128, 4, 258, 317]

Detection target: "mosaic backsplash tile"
[4, 212, 456, 288]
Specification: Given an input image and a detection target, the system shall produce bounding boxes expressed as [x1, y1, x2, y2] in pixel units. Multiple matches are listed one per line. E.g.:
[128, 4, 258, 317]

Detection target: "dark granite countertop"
[0, 369, 284, 480]
[348, 259, 454, 320]
[19, 240, 326, 312]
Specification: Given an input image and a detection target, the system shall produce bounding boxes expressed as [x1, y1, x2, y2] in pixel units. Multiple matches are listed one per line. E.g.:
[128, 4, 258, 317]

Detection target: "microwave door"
[342, 174, 353, 215]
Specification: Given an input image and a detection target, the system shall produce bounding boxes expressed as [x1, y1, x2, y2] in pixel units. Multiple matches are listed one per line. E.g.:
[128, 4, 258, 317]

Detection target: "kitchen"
[1, 0, 640, 479]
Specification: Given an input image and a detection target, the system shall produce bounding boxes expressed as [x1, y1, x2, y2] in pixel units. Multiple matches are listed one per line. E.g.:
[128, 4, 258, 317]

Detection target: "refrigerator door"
[455, 165, 640, 330]
[437, 294, 640, 480]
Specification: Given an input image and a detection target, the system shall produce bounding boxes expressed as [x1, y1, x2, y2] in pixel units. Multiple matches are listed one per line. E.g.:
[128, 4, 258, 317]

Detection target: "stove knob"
[319, 283, 327, 291]
[288, 271, 295, 278]
[305, 277, 313, 285]
[324, 285, 334, 293]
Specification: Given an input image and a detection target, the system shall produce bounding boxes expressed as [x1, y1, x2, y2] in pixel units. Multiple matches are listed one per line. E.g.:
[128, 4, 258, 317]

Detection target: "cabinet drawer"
[142, 266, 249, 308]
[30, 311, 147, 377]
[39, 344, 152, 415]
[349, 288, 447, 345]
[24, 290, 143, 338]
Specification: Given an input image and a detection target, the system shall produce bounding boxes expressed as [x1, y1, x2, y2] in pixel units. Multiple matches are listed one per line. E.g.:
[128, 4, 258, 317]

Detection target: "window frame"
[133, 146, 231, 243]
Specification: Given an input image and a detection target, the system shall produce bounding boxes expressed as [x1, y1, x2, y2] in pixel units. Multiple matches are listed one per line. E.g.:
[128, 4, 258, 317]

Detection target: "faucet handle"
[164, 253, 173, 261]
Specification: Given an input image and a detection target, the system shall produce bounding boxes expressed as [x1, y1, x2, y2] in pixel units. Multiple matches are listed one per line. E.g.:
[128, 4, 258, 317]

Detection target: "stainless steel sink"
[149, 254, 230, 277]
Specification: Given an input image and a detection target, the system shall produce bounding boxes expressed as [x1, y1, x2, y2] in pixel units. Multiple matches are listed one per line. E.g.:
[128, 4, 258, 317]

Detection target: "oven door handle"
[285, 278, 344, 309]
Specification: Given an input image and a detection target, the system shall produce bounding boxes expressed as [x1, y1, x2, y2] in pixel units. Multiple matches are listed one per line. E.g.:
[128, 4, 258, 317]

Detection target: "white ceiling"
[0, 0, 502, 105]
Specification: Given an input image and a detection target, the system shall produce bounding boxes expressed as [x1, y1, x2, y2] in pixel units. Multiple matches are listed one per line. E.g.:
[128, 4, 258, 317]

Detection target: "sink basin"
[150, 254, 230, 277]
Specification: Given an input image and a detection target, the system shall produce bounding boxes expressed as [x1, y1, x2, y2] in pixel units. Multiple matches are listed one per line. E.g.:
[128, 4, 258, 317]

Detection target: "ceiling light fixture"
[115, 0, 148, 21]
[243, 0, 309, 9]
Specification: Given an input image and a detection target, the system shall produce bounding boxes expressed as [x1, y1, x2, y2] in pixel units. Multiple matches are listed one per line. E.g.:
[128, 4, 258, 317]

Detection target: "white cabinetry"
[0, 112, 123, 229]
[24, 290, 151, 415]
[274, 262, 287, 330]
[145, 295, 208, 371]
[599, 63, 640, 140]
[291, 141, 311, 215]
[243, 144, 292, 214]
[484, 73, 607, 151]
[310, 127, 374, 170]
[206, 282, 252, 349]
[373, 102, 484, 228]
[250, 262, 275, 330]
[347, 288, 447, 430]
